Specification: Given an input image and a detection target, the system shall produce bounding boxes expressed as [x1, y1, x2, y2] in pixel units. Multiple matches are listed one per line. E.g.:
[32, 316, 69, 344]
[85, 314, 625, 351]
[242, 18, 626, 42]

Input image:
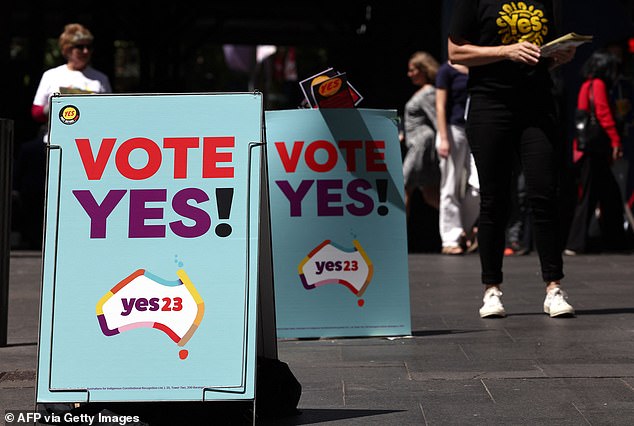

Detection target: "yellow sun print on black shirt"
[496, 2, 549, 46]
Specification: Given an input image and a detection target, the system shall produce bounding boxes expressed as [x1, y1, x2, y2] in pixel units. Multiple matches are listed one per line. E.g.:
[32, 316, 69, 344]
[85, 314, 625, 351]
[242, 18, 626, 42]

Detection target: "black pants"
[466, 94, 564, 285]
[565, 153, 625, 252]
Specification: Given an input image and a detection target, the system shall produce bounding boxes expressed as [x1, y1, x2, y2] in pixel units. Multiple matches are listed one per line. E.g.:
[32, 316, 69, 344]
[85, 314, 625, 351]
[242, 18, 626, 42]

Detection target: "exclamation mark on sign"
[376, 179, 388, 216]
[215, 188, 233, 237]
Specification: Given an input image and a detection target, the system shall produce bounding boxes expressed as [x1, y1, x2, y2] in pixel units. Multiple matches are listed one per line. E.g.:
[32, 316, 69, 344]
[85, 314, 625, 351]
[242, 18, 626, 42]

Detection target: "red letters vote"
[75, 136, 235, 180]
[274, 139, 387, 173]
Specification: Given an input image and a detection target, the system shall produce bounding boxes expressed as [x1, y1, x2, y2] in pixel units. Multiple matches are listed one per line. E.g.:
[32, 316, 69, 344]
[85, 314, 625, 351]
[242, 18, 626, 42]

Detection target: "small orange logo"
[318, 78, 342, 97]
[59, 105, 80, 125]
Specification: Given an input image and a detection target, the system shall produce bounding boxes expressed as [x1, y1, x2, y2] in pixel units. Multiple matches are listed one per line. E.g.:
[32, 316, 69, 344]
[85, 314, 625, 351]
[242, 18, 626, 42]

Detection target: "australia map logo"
[298, 239, 373, 307]
[96, 269, 204, 360]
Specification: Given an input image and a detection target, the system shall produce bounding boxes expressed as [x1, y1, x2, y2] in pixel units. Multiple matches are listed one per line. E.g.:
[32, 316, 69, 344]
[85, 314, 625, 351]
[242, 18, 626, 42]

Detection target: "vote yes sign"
[266, 108, 411, 339]
[37, 93, 263, 403]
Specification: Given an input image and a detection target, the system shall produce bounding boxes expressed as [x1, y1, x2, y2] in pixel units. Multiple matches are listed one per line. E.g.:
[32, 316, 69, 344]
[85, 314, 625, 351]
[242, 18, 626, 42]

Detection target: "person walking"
[564, 50, 626, 255]
[435, 60, 480, 255]
[401, 51, 441, 216]
[448, 0, 577, 318]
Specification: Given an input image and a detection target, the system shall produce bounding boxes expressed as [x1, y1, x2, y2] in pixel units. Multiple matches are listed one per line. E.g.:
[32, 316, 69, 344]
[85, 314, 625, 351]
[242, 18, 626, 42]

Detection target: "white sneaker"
[543, 287, 575, 317]
[479, 287, 506, 318]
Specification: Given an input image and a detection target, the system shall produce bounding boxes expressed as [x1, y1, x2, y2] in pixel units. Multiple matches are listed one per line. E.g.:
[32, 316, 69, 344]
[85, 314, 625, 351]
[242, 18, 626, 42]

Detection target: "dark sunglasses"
[73, 44, 93, 51]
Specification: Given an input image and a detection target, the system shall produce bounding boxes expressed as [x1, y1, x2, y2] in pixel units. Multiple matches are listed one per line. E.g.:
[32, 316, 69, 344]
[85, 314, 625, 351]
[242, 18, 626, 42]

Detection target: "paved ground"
[2, 250, 634, 425]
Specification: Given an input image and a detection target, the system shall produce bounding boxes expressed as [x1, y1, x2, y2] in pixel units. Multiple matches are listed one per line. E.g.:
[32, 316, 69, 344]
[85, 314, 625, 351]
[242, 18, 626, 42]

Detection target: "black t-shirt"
[449, 0, 557, 100]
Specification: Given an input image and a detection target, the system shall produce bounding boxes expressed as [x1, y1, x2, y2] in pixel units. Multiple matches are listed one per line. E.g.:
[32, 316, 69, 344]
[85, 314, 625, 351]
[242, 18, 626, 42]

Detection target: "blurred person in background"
[435, 60, 480, 255]
[31, 22, 111, 132]
[564, 50, 627, 255]
[401, 51, 441, 218]
[14, 23, 111, 248]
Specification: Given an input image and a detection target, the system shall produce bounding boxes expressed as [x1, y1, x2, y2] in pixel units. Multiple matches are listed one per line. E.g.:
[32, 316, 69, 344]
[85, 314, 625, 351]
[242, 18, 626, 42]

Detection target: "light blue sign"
[265, 108, 411, 338]
[37, 93, 263, 402]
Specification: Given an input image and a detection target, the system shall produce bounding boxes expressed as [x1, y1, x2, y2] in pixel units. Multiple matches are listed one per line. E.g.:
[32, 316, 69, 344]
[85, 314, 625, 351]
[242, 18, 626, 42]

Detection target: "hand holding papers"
[541, 32, 593, 57]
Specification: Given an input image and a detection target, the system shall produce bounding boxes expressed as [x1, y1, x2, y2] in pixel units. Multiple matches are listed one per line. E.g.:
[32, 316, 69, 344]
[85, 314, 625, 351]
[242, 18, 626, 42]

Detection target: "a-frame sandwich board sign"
[36, 92, 269, 414]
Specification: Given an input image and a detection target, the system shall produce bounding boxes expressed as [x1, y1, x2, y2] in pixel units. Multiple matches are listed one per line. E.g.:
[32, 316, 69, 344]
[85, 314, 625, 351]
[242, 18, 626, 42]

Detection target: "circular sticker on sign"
[59, 105, 80, 125]
[318, 77, 342, 97]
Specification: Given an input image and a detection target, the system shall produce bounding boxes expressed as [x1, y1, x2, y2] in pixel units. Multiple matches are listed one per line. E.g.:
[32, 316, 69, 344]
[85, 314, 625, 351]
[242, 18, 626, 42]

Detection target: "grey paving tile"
[277, 342, 343, 364]
[296, 382, 343, 407]
[399, 380, 506, 425]
[295, 363, 409, 383]
[483, 377, 634, 426]
[259, 407, 418, 426]
[409, 361, 548, 380]
[0, 346, 37, 372]
[538, 362, 634, 377]
[0, 384, 36, 412]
